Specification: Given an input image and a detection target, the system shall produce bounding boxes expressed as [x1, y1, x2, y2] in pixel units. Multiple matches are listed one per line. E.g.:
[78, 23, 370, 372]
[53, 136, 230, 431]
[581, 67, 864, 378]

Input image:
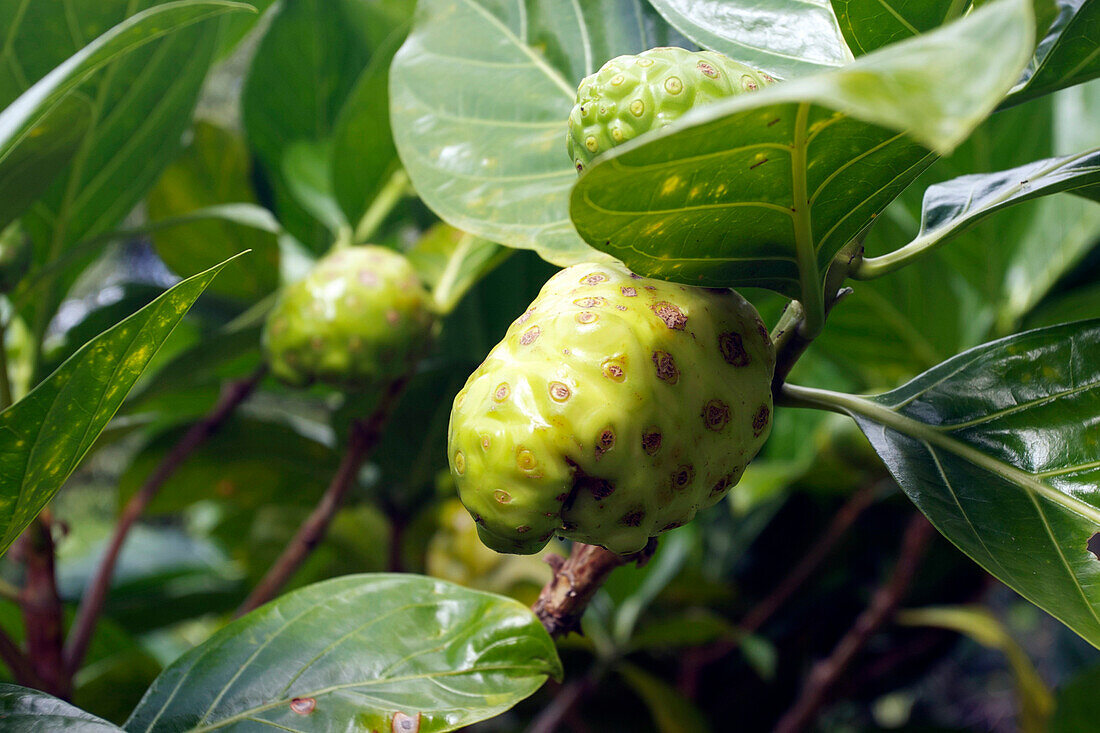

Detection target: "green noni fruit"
[263, 246, 436, 389]
[448, 262, 775, 555]
[568, 47, 774, 172]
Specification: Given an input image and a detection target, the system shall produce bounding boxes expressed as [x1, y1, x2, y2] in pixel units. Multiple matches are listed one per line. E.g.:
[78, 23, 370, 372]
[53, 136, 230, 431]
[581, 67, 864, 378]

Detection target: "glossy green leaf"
[242, 0, 372, 250]
[0, 94, 90, 231]
[831, 0, 967, 55]
[897, 606, 1053, 731]
[390, 0, 684, 266]
[785, 320, 1100, 647]
[857, 147, 1100, 279]
[0, 684, 122, 732]
[646, 0, 851, 78]
[125, 574, 562, 732]
[147, 122, 280, 304]
[570, 0, 1033, 297]
[332, 24, 406, 230]
[0, 255, 239, 556]
[1007, 0, 1100, 105]
[407, 224, 510, 313]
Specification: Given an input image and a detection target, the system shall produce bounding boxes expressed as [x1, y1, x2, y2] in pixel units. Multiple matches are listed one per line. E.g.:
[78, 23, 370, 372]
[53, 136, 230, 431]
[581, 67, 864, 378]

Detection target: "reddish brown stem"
[17, 515, 69, 699]
[235, 377, 409, 617]
[533, 539, 656, 638]
[0, 626, 41, 689]
[678, 484, 879, 698]
[63, 367, 265, 675]
[772, 514, 934, 733]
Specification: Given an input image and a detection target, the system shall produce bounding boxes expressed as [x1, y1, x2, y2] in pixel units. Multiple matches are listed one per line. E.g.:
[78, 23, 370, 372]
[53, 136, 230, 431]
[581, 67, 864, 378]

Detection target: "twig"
[772, 514, 934, 733]
[17, 515, 69, 699]
[0, 625, 41, 689]
[64, 367, 266, 674]
[678, 484, 879, 697]
[235, 377, 410, 617]
[533, 539, 656, 638]
[526, 671, 600, 733]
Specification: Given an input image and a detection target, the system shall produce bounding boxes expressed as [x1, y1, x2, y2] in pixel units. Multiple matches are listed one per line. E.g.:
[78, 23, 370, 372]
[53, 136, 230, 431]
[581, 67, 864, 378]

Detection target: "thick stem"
[533, 539, 656, 638]
[64, 368, 266, 675]
[773, 514, 934, 733]
[235, 377, 410, 617]
[17, 516, 69, 699]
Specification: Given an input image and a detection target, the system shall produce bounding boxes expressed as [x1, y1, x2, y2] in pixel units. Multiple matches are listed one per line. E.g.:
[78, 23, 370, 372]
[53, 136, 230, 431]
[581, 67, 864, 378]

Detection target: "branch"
[64, 367, 266, 674]
[0, 624, 41, 689]
[526, 671, 600, 733]
[533, 539, 656, 638]
[773, 513, 934, 733]
[235, 377, 410, 617]
[17, 515, 69, 699]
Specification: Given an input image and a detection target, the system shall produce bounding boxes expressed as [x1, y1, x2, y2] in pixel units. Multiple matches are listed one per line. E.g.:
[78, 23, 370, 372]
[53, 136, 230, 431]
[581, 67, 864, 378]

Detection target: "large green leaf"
[570, 0, 1034, 298]
[0, 256, 238, 556]
[0, 684, 122, 732]
[784, 320, 1100, 647]
[1007, 0, 1100, 105]
[147, 121, 280, 304]
[831, 0, 967, 56]
[856, 147, 1100, 279]
[125, 574, 562, 732]
[646, 0, 851, 78]
[390, 0, 684, 266]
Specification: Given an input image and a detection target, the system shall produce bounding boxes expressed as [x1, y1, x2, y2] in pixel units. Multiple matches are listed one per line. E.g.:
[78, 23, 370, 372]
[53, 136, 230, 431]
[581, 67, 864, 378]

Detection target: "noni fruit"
[263, 246, 436, 389]
[448, 262, 775, 555]
[568, 47, 774, 172]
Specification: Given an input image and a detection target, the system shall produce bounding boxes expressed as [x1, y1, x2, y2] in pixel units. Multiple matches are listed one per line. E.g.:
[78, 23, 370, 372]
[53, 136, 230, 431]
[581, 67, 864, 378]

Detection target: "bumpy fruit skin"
[568, 47, 774, 172]
[0, 224, 31, 294]
[448, 262, 775, 555]
[263, 246, 436, 389]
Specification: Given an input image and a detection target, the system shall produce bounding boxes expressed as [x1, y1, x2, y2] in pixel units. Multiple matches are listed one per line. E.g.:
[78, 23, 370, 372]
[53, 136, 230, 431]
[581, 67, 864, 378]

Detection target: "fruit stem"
[533, 539, 657, 638]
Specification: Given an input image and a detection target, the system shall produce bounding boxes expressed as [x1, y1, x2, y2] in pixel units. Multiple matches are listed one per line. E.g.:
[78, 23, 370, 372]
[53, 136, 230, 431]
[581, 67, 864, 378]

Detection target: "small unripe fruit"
[448, 262, 775, 555]
[263, 246, 436, 389]
[568, 47, 775, 172]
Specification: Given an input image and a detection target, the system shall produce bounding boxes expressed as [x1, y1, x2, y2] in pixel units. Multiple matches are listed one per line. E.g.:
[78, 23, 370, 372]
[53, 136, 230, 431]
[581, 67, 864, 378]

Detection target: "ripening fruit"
[263, 246, 437, 389]
[448, 262, 775, 555]
[568, 46, 774, 173]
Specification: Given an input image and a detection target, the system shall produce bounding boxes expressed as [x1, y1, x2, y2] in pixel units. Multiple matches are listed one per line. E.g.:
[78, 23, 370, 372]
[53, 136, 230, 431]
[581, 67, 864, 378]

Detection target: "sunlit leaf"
[125, 574, 562, 732]
[1007, 0, 1100, 105]
[0, 255, 240, 555]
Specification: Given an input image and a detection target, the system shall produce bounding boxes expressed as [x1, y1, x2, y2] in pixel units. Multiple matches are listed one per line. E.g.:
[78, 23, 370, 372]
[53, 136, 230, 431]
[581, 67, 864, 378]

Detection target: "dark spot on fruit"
[574, 296, 604, 308]
[702, 400, 730, 431]
[516, 525, 531, 533]
[651, 301, 687, 329]
[514, 308, 534, 326]
[697, 61, 718, 78]
[358, 270, 379, 287]
[661, 520, 685, 532]
[596, 427, 615, 459]
[710, 475, 733, 496]
[630, 273, 643, 279]
[672, 464, 695, 489]
[516, 448, 537, 470]
[470, 512, 484, 526]
[555, 493, 569, 502]
[615, 304, 627, 311]
[621, 286, 637, 297]
[652, 351, 679, 384]
[549, 381, 571, 402]
[453, 451, 466, 474]
[757, 318, 769, 342]
[1089, 533, 1100, 560]
[562, 520, 579, 531]
[581, 272, 608, 285]
[602, 356, 626, 382]
[494, 490, 511, 504]
[753, 404, 771, 436]
[642, 429, 662, 455]
[619, 508, 646, 527]
[290, 698, 316, 715]
[719, 331, 750, 366]
[576, 311, 599, 324]
[520, 326, 540, 345]
[493, 383, 510, 402]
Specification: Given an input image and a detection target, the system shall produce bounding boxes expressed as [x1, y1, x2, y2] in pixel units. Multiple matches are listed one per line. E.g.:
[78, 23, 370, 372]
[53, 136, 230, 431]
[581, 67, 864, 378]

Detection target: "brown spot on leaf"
[702, 400, 730, 431]
[719, 332, 750, 366]
[651, 301, 687, 329]
[290, 698, 316, 715]
[652, 351, 679, 384]
[392, 712, 421, 733]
